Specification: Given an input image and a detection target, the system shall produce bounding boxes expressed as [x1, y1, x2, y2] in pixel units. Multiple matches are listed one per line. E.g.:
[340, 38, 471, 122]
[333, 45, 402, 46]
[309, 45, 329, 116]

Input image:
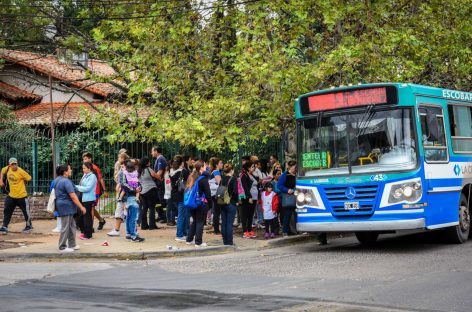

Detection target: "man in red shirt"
[82, 152, 107, 230]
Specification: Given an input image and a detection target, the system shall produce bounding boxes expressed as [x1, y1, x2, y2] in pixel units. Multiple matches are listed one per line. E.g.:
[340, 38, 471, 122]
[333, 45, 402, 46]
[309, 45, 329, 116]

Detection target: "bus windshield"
[298, 107, 417, 177]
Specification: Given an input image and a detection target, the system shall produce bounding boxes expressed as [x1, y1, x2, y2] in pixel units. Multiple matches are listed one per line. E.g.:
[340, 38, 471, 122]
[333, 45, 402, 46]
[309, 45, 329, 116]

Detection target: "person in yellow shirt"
[0, 158, 32, 234]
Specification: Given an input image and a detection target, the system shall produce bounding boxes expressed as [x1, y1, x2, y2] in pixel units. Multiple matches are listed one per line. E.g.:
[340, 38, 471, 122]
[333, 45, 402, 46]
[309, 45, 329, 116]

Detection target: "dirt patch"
[0, 232, 44, 250]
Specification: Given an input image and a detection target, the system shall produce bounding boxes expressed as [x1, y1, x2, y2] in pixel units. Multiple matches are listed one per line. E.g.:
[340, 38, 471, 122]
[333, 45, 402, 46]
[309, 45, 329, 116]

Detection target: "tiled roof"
[15, 102, 107, 125]
[0, 80, 42, 102]
[0, 49, 123, 98]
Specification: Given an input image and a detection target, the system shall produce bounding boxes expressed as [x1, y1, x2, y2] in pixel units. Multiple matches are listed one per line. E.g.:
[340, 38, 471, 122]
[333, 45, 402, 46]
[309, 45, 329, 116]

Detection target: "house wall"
[0, 64, 98, 103]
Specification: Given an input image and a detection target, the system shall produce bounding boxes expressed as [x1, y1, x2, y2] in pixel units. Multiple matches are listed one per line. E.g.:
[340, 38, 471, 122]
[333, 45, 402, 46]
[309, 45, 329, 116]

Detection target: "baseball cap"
[8, 157, 18, 165]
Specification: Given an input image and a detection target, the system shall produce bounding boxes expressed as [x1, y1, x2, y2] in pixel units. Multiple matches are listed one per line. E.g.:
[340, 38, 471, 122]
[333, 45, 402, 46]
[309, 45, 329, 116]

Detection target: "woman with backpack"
[240, 160, 258, 238]
[138, 157, 158, 230]
[277, 160, 297, 237]
[185, 160, 212, 247]
[171, 155, 190, 241]
[218, 163, 238, 246]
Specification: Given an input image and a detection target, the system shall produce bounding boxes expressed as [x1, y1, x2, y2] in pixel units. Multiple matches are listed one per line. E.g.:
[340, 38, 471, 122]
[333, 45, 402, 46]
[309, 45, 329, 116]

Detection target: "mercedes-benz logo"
[345, 187, 356, 200]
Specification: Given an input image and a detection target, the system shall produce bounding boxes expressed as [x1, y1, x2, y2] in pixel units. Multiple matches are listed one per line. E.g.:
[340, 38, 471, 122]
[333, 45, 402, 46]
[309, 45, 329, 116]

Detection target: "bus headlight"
[295, 188, 319, 208]
[387, 179, 422, 204]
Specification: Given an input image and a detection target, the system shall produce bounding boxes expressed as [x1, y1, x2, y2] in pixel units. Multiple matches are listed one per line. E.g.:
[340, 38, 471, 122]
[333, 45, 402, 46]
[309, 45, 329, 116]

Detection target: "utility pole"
[49, 75, 56, 178]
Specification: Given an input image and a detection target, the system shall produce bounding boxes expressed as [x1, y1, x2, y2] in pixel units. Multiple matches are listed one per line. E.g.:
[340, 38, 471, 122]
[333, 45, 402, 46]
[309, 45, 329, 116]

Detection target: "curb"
[265, 233, 317, 247]
[0, 245, 236, 261]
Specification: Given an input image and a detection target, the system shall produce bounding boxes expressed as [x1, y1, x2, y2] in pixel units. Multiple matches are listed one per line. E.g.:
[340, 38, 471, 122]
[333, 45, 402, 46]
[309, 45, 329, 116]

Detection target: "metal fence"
[0, 127, 283, 216]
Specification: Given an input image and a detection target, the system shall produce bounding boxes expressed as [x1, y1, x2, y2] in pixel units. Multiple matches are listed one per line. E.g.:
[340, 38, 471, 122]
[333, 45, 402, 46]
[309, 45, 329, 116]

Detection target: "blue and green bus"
[295, 83, 472, 244]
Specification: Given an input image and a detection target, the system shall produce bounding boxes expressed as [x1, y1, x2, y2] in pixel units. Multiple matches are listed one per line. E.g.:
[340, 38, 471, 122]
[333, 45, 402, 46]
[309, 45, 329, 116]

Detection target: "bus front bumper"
[296, 218, 425, 232]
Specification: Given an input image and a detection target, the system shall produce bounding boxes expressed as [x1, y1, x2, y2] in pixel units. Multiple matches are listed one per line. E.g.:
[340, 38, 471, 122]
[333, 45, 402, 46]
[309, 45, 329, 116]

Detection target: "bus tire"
[446, 194, 470, 244]
[355, 232, 379, 245]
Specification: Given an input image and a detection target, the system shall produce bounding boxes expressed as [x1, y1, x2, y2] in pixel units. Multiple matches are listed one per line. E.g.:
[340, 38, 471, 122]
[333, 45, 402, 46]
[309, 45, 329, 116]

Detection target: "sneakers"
[249, 231, 257, 238]
[51, 227, 61, 233]
[107, 229, 120, 237]
[125, 235, 132, 241]
[270, 232, 276, 239]
[283, 233, 288, 237]
[175, 237, 186, 242]
[264, 232, 270, 239]
[257, 223, 265, 229]
[195, 242, 208, 247]
[73, 245, 80, 250]
[243, 232, 250, 239]
[97, 219, 106, 230]
[59, 247, 74, 252]
[80, 235, 90, 240]
[22, 225, 33, 233]
[0, 226, 8, 234]
[131, 236, 145, 243]
[185, 240, 194, 245]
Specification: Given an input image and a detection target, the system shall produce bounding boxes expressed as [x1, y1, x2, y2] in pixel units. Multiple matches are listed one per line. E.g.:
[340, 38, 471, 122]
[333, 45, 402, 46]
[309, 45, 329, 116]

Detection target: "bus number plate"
[344, 202, 359, 210]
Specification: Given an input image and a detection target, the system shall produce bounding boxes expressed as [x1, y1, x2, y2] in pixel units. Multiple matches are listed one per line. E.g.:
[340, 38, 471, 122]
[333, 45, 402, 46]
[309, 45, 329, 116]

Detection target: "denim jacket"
[76, 172, 98, 203]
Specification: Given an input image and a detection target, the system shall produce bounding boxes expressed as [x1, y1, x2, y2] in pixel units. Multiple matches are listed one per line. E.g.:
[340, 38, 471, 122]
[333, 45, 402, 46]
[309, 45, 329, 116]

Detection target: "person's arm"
[19, 168, 32, 182]
[76, 174, 97, 193]
[0, 167, 5, 187]
[214, 171, 222, 185]
[69, 192, 86, 214]
[272, 194, 279, 213]
[277, 172, 290, 194]
[199, 178, 212, 202]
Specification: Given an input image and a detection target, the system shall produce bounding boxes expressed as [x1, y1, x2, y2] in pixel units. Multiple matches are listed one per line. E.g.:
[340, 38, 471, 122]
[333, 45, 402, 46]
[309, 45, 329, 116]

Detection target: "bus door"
[417, 98, 460, 228]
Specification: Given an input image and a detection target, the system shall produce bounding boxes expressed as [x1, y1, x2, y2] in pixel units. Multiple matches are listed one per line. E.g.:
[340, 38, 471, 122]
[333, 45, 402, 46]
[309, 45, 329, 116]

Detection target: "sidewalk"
[0, 218, 316, 260]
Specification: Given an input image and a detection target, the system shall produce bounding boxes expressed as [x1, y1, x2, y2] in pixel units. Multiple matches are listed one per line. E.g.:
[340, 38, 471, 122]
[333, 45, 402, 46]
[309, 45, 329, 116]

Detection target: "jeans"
[125, 197, 139, 238]
[166, 198, 177, 224]
[186, 204, 208, 245]
[175, 201, 189, 238]
[212, 197, 222, 233]
[221, 203, 237, 245]
[281, 205, 296, 234]
[255, 203, 263, 225]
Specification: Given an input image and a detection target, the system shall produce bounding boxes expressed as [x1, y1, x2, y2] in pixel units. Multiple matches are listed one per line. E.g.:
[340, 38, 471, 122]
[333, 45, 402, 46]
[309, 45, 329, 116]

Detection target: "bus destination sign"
[308, 87, 387, 112]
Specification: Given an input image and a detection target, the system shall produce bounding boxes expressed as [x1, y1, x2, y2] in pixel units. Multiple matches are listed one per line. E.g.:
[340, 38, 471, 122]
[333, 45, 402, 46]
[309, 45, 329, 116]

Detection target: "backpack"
[216, 177, 233, 205]
[183, 176, 206, 209]
[237, 175, 246, 200]
[1, 166, 10, 195]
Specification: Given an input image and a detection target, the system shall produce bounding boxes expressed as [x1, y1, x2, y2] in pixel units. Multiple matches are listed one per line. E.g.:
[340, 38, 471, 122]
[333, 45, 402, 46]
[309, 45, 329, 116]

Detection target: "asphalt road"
[0, 231, 471, 312]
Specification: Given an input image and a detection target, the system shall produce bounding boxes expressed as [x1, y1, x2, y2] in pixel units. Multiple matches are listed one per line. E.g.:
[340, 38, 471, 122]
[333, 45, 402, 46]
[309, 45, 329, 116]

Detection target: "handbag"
[281, 193, 296, 207]
[46, 188, 56, 213]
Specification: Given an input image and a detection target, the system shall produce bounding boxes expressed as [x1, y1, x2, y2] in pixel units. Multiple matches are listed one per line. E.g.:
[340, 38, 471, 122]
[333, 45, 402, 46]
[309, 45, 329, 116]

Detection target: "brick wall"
[0, 195, 53, 223]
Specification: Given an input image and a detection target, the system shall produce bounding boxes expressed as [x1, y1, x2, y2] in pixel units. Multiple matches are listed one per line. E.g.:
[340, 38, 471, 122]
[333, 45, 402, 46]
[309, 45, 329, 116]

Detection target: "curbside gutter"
[0, 245, 236, 261]
[265, 233, 317, 247]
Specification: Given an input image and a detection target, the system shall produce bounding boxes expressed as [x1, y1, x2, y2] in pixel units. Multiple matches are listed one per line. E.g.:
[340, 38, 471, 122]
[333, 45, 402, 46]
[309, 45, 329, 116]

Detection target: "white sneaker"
[73, 245, 80, 250]
[195, 243, 208, 247]
[107, 229, 120, 236]
[60, 247, 74, 252]
[175, 237, 186, 242]
[51, 227, 61, 233]
[185, 240, 194, 245]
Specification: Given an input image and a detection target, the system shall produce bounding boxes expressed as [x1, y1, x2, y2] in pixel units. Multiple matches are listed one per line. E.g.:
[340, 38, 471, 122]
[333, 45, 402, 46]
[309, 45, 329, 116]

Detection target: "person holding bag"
[75, 162, 98, 240]
[277, 161, 297, 237]
[220, 163, 238, 245]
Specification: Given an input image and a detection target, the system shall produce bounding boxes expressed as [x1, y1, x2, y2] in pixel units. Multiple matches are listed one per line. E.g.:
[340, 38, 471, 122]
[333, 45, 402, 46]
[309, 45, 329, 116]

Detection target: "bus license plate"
[344, 202, 359, 210]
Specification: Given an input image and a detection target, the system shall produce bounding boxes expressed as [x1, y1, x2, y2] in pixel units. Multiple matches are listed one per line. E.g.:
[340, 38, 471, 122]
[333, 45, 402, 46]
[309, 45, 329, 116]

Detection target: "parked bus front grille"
[323, 185, 378, 216]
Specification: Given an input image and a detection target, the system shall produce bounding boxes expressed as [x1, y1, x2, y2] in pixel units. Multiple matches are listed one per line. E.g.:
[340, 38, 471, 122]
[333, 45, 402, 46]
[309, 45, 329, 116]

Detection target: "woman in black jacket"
[240, 160, 258, 238]
[185, 160, 212, 247]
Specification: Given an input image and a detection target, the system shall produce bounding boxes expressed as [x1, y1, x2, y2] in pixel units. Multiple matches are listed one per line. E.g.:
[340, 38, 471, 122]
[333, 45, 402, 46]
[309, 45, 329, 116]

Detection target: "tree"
[2, 0, 472, 152]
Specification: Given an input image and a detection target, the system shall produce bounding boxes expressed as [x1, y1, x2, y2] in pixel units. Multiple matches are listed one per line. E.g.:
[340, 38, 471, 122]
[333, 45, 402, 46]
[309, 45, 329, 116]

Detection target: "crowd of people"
[0, 147, 303, 252]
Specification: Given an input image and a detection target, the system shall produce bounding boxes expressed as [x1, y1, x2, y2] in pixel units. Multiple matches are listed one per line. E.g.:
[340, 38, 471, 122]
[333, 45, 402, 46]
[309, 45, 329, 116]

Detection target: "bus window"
[448, 104, 472, 153]
[419, 105, 448, 162]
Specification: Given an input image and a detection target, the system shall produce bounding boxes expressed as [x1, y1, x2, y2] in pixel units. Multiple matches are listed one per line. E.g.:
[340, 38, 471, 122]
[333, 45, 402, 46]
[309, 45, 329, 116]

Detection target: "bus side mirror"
[426, 109, 439, 142]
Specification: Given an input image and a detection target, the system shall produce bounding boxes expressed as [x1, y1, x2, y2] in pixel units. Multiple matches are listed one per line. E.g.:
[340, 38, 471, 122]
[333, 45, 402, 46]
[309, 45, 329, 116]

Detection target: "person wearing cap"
[0, 158, 33, 234]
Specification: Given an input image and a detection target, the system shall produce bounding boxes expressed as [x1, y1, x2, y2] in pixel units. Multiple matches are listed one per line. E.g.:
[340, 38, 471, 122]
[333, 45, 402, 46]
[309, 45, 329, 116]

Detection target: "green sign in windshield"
[302, 152, 329, 169]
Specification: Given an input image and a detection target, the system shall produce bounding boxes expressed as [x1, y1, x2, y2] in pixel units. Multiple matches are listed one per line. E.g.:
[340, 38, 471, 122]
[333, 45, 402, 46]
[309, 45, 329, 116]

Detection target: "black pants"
[140, 188, 158, 229]
[76, 201, 93, 238]
[212, 197, 222, 234]
[156, 186, 166, 222]
[2, 196, 31, 228]
[264, 218, 276, 234]
[241, 199, 256, 233]
[187, 204, 208, 245]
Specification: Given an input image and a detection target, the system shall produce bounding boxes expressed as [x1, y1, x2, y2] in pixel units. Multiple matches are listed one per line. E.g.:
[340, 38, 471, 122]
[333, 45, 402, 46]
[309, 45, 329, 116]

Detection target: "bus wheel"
[355, 232, 379, 245]
[446, 194, 470, 244]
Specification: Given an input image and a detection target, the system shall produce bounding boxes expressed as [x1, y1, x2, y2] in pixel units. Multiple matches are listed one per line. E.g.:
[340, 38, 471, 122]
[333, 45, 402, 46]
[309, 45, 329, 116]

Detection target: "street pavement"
[0, 230, 471, 311]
